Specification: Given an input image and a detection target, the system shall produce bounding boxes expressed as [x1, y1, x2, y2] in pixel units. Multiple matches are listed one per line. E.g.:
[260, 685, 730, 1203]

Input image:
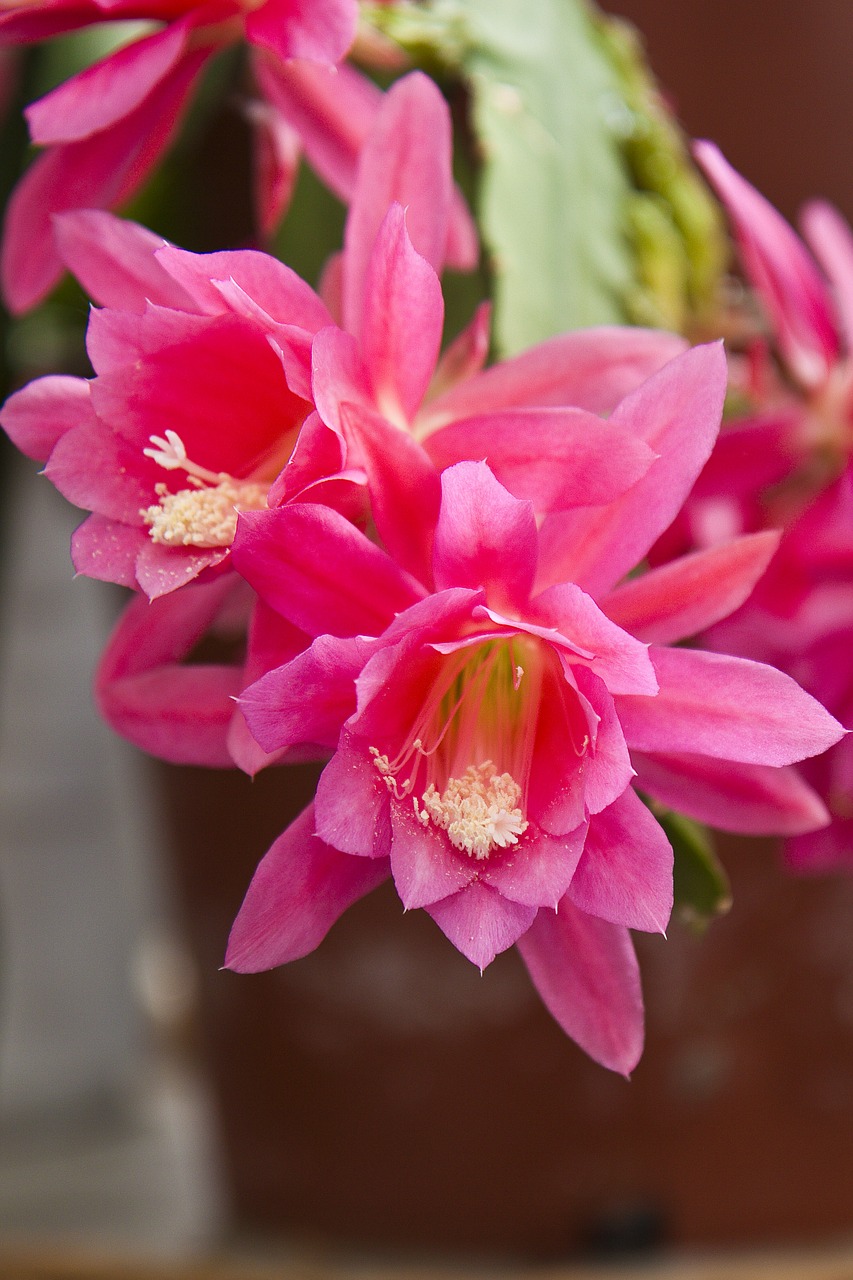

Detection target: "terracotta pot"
[159, 762, 853, 1259]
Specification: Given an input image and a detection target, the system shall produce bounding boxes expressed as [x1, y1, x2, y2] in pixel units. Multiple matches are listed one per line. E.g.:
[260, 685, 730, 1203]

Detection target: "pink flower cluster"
[0, 0, 476, 311]
[655, 143, 853, 875]
[1, 72, 846, 1072]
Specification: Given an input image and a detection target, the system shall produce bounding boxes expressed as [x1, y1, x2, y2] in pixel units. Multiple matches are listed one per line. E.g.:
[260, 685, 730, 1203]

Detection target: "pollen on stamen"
[421, 761, 527, 860]
[141, 430, 267, 547]
[141, 479, 267, 547]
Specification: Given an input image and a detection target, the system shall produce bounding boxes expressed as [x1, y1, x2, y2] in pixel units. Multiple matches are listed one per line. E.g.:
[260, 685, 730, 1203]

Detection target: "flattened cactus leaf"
[365, 0, 639, 352]
[462, 0, 637, 352]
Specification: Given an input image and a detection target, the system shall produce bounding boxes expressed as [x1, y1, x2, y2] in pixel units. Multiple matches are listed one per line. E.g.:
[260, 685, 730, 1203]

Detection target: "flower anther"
[141, 430, 268, 547]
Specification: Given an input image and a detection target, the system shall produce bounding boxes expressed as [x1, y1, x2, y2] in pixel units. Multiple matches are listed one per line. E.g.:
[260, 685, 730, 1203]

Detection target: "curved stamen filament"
[371, 637, 544, 859]
[141, 430, 268, 548]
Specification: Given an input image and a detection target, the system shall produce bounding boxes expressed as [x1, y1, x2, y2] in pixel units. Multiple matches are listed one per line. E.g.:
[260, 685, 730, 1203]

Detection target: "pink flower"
[675, 144, 853, 870]
[1, 71, 685, 770]
[0, 1, 478, 311]
[225, 345, 845, 1072]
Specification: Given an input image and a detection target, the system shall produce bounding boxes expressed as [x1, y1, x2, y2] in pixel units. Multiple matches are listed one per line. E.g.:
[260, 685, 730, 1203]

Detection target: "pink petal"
[0, 3, 106, 43]
[517, 900, 644, 1075]
[232, 503, 422, 636]
[311, 324, 372, 433]
[801, 200, 853, 350]
[693, 411, 804, 500]
[536, 342, 728, 596]
[267, 411, 343, 503]
[134, 539, 228, 599]
[248, 98, 301, 238]
[427, 881, 536, 971]
[44, 418, 154, 521]
[786, 817, 853, 875]
[389, 802, 477, 910]
[421, 327, 687, 429]
[633, 750, 832, 836]
[617, 645, 847, 767]
[445, 189, 479, 273]
[429, 302, 491, 399]
[154, 242, 331, 330]
[602, 530, 781, 645]
[531, 582, 658, 696]
[568, 787, 672, 934]
[1, 50, 207, 313]
[425, 407, 656, 512]
[433, 461, 538, 612]
[339, 401, 440, 585]
[245, 0, 357, 65]
[54, 209, 195, 312]
[357, 204, 444, 422]
[694, 140, 840, 388]
[343, 71, 452, 333]
[95, 579, 241, 766]
[225, 805, 389, 972]
[253, 54, 380, 204]
[71, 512, 148, 587]
[240, 632, 374, 754]
[314, 731, 392, 858]
[525, 668, 596, 836]
[0, 374, 93, 460]
[574, 667, 638, 818]
[482, 823, 586, 910]
[89, 309, 301, 477]
[25, 20, 192, 144]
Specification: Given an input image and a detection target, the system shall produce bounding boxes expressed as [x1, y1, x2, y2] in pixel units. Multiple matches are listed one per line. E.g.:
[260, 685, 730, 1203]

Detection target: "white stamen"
[143, 429, 189, 470]
[141, 431, 267, 547]
[421, 761, 527, 860]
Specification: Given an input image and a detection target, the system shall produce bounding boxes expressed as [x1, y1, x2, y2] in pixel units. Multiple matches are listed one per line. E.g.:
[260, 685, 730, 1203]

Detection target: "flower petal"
[482, 823, 586, 910]
[602, 530, 781, 645]
[536, 342, 727, 596]
[433, 461, 538, 611]
[427, 881, 536, 971]
[232, 503, 422, 637]
[71, 512, 148, 587]
[617, 645, 847, 766]
[25, 20, 191, 144]
[422, 327, 686, 428]
[95, 579, 241, 766]
[568, 787, 672, 934]
[240, 633, 374, 754]
[1, 50, 207, 313]
[695, 140, 839, 389]
[357, 204, 444, 423]
[0, 374, 93, 461]
[225, 804, 389, 972]
[531, 582, 658, 696]
[339, 400, 440, 586]
[633, 750, 832, 836]
[154, 242, 331, 330]
[54, 209, 195, 312]
[517, 900, 643, 1075]
[801, 199, 853, 350]
[424, 407, 656, 512]
[252, 53, 380, 203]
[343, 71, 453, 333]
[246, 0, 357, 64]
[389, 802, 477, 910]
[314, 731, 392, 858]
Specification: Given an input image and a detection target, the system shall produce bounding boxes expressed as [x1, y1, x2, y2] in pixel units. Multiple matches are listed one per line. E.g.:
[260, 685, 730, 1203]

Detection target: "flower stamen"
[141, 430, 268, 547]
[370, 638, 542, 859]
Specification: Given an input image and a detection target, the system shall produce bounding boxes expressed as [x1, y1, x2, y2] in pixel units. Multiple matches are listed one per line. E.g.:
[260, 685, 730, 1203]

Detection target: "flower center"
[370, 638, 542, 859]
[140, 430, 268, 548]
